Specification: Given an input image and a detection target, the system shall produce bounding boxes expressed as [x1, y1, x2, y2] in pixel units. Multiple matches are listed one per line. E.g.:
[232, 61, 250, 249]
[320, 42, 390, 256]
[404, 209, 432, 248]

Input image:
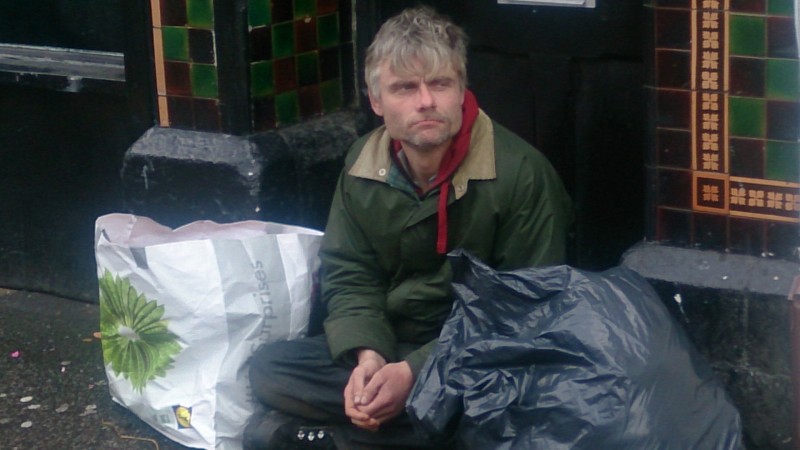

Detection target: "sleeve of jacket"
[320, 170, 398, 366]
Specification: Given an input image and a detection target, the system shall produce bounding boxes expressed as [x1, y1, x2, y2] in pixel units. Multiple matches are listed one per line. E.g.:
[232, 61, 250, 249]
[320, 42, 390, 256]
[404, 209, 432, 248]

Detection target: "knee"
[248, 341, 292, 402]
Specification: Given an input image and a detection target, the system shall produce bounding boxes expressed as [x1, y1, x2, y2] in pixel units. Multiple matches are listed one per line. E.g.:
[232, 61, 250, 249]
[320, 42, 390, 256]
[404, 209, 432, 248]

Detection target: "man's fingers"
[343, 380, 355, 412]
[344, 371, 371, 421]
[347, 365, 370, 406]
[356, 388, 396, 419]
[371, 405, 402, 424]
[351, 417, 380, 431]
[355, 362, 414, 422]
[359, 373, 383, 406]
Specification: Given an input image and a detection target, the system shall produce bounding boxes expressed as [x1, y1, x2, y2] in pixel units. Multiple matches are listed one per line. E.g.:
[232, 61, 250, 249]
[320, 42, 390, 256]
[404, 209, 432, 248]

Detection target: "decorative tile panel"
[150, 0, 349, 133]
[647, 0, 800, 257]
[248, 0, 346, 130]
[152, 0, 221, 131]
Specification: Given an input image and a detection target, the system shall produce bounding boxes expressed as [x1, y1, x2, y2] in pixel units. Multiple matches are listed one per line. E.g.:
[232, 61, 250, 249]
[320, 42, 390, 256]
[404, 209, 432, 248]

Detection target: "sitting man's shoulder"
[490, 121, 557, 173]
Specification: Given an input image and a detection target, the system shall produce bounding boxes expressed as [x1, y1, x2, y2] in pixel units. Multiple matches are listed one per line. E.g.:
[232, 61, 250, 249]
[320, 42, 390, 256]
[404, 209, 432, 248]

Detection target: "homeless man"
[244, 5, 573, 449]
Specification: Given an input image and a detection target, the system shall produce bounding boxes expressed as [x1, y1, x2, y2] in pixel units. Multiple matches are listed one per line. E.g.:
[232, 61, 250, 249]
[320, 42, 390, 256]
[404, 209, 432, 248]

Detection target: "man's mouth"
[412, 117, 444, 127]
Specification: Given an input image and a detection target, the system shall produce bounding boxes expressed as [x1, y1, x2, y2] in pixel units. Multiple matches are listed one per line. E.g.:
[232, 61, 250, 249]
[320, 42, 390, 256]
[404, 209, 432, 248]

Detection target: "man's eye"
[430, 80, 453, 90]
[391, 84, 416, 94]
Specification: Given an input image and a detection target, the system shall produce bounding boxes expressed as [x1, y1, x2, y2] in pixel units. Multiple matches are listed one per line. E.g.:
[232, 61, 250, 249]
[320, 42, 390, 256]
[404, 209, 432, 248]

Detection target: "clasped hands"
[344, 348, 414, 431]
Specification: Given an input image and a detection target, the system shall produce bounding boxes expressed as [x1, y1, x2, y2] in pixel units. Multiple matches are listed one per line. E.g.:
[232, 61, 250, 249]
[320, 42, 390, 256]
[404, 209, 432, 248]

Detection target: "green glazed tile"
[766, 141, 799, 182]
[320, 79, 342, 112]
[729, 96, 766, 138]
[294, 0, 316, 18]
[272, 22, 294, 59]
[251, 61, 275, 97]
[276, 91, 300, 123]
[162, 27, 190, 61]
[768, 0, 794, 16]
[297, 52, 319, 86]
[729, 15, 766, 57]
[187, 0, 214, 28]
[248, 0, 270, 27]
[767, 59, 800, 101]
[317, 13, 339, 48]
[191, 63, 218, 98]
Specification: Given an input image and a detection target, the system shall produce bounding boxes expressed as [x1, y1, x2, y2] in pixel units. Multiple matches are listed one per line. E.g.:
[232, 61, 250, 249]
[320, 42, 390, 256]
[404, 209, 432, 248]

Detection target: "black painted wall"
[0, 0, 125, 52]
[0, 85, 145, 300]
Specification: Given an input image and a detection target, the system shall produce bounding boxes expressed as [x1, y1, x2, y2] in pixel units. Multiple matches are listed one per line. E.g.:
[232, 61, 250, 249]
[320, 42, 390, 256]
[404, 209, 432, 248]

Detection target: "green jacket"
[320, 110, 572, 375]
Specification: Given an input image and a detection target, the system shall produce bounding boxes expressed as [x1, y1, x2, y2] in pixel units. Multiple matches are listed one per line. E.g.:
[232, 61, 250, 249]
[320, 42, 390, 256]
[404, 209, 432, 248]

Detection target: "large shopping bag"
[94, 213, 323, 450]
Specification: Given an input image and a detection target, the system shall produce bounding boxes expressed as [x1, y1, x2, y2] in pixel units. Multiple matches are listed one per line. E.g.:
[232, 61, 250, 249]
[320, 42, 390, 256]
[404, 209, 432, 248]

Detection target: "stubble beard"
[404, 116, 456, 152]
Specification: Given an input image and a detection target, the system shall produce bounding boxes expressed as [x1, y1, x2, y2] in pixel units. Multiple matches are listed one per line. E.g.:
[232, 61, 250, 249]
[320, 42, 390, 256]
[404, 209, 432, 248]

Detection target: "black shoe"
[243, 410, 336, 450]
[292, 425, 337, 449]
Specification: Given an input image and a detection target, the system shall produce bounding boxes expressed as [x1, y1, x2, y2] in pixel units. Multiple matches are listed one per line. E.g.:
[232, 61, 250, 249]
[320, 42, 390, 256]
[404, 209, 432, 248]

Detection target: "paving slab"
[0, 290, 197, 450]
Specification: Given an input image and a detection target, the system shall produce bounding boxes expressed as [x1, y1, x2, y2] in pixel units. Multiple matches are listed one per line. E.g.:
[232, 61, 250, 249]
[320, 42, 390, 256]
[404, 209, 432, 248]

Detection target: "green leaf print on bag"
[99, 270, 182, 391]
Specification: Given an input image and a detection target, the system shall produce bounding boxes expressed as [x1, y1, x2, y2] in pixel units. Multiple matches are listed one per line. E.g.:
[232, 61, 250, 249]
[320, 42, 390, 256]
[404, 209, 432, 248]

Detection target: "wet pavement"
[0, 289, 197, 450]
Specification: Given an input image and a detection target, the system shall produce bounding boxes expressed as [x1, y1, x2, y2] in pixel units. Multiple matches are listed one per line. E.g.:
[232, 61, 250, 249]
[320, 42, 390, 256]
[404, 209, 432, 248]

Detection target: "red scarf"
[392, 89, 480, 254]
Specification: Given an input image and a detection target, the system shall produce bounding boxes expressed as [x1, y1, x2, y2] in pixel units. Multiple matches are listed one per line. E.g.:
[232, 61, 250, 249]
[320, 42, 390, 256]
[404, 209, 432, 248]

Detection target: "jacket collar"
[348, 109, 496, 200]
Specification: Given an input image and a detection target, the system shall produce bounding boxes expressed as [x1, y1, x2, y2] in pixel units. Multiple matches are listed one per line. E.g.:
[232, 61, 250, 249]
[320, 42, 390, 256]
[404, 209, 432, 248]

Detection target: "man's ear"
[368, 91, 384, 117]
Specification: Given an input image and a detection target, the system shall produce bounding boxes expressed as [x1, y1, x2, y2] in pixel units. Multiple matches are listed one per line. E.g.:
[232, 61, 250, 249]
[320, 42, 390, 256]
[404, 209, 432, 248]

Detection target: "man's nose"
[417, 83, 435, 109]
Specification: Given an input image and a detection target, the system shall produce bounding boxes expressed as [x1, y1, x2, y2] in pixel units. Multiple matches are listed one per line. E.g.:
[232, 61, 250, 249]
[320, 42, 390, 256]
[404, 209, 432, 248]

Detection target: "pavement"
[0, 289, 198, 450]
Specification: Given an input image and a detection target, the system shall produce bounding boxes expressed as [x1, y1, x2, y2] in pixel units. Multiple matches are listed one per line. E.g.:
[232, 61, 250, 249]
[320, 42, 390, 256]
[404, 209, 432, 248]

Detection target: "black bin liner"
[407, 251, 743, 450]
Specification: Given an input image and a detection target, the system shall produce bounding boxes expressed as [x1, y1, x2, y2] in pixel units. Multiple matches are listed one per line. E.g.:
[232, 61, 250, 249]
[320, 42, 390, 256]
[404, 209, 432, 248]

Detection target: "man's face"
[369, 60, 465, 152]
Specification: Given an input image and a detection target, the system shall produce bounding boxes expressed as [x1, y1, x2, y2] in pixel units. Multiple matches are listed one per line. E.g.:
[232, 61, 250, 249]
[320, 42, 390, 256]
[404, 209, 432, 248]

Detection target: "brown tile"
[294, 17, 318, 53]
[152, 29, 167, 95]
[766, 221, 800, 259]
[656, 207, 691, 245]
[729, 217, 765, 255]
[728, 57, 765, 97]
[729, 138, 765, 178]
[189, 28, 215, 64]
[193, 98, 221, 131]
[658, 168, 693, 209]
[272, 0, 293, 23]
[319, 46, 340, 81]
[654, 0, 690, 7]
[151, 0, 163, 27]
[655, 8, 691, 50]
[657, 128, 692, 168]
[252, 96, 276, 131]
[160, 0, 187, 26]
[317, 0, 338, 15]
[164, 61, 192, 96]
[767, 100, 800, 141]
[167, 96, 193, 128]
[158, 95, 170, 126]
[656, 89, 691, 129]
[274, 57, 297, 93]
[730, 0, 765, 13]
[298, 85, 322, 117]
[767, 16, 798, 59]
[656, 49, 690, 89]
[693, 212, 727, 251]
[250, 26, 272, 62]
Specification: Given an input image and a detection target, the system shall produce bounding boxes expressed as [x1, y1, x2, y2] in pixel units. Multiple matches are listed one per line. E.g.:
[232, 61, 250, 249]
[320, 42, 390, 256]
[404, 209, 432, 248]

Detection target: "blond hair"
[365, 6, 468, 99]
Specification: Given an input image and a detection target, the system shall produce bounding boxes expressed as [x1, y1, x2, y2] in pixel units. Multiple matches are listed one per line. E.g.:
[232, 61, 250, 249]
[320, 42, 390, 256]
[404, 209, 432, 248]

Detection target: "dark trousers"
[247, 335, 445, 449]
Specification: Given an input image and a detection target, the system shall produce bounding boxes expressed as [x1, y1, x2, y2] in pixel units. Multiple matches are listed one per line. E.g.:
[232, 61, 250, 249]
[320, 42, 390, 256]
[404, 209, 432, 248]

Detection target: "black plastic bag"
[406, 251, 743, 450]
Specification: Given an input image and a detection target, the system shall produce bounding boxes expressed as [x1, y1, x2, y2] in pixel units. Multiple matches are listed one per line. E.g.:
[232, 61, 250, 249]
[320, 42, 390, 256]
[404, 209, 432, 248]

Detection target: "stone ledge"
[622, 241, 796, 450]
[621, 241, 800, 297]
[121, 111, 360, 230]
